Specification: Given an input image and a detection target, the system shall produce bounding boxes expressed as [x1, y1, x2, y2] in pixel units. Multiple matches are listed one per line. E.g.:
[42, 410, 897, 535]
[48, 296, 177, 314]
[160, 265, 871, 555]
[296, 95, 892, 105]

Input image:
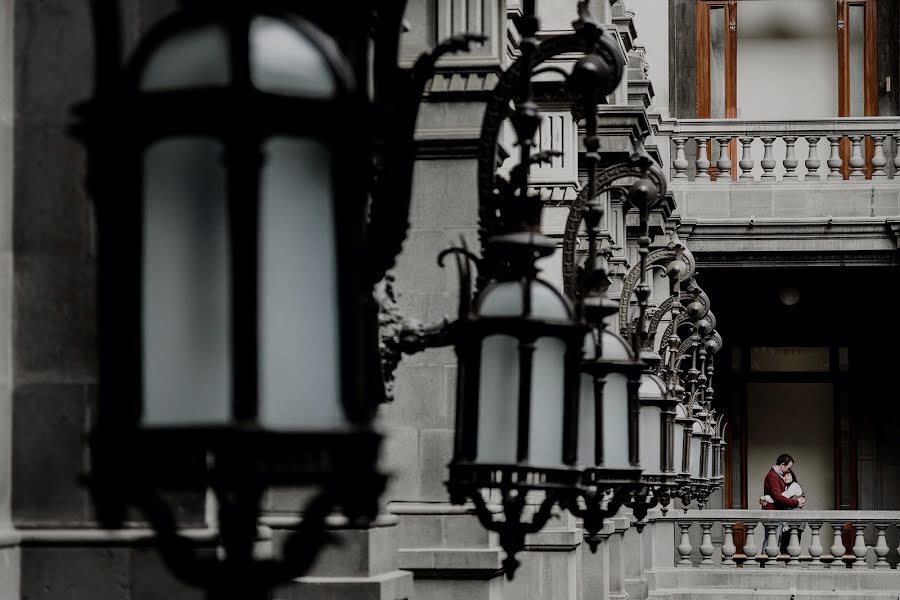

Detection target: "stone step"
[650, 588, 900, 600]
[648, 568, 900, 596]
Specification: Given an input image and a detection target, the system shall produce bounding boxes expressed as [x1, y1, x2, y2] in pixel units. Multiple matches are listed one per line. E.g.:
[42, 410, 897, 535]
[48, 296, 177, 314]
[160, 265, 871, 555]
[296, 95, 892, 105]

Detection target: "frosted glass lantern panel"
[639, 405, 662, 474]
[689, 433, 702, 478]
[143, 137, 231, 425]
[477, 335, 519, 463]
[601, 372, 630, 469]
[250, 17, 337, 97]
[529, 337, 566, 466]
[577, 373, 597, 466]
[673, 423, 686, 473]
[142, 26, 229, 90]
[478, 280, 570, 319]
[258, 137, 342, 429]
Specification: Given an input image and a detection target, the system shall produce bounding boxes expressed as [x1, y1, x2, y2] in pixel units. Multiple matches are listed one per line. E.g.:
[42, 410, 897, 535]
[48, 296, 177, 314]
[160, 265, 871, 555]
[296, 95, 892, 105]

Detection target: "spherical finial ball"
[705, 337, 720, 354]
[666, 259, 688, 282]
[686, 300, 706, 320]
[628, 178, 659, 211]
[571, 54, 618, 98]
[697, 319, 713, 337]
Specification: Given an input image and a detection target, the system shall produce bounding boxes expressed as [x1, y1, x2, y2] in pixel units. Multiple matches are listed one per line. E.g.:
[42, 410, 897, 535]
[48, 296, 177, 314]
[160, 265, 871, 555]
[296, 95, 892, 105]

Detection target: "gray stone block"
[396, 513, 443, 548]
[130, 545, 204, 600]
[14, 253, 97, 381]
[418, 429, 453, 501]
[279, 568, 413, 600]
[20, 546, 129, 600]
[382, 365, 451, 430]
[304, 525, 400, 578]
[680, 188, 729, 218]
[379, 426, 420, 502]
[729, 187, 773, 218]
[15, 1, 93, 122]
[393, 230, 452, 294]
[414, 577, 503, 600]
[410, 160, 479, 230]
[441, 513, 491, 547]
[13, 383, 91, 524]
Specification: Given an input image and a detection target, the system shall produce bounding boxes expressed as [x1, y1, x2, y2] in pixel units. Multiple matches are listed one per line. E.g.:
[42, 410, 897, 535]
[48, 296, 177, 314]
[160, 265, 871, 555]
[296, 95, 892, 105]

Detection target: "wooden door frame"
[837, 0, 878, 177]
[696, 0, 738, 180]
[696, 0, 878, 180]
[736, 347, 849, 510]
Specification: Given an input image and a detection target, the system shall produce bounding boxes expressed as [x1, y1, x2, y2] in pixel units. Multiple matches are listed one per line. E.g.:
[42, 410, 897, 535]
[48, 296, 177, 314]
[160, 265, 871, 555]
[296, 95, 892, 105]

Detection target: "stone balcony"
[639, 509, 900, 600]
[651, 118, 900, 264]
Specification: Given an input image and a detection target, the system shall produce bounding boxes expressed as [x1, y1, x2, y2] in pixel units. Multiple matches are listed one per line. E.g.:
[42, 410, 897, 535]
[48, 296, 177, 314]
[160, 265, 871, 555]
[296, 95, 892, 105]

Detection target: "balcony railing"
[655, 118, 900, 183]
[648, 510, 900, 570]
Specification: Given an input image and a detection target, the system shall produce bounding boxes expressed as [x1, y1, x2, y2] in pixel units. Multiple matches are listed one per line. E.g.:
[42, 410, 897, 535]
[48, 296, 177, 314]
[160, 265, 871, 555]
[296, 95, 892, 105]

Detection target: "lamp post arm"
[365, 22, 486, 285]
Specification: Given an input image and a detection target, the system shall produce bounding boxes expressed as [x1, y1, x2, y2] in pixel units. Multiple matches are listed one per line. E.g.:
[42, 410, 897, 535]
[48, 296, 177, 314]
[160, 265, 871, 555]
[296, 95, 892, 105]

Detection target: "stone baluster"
[716, 136, 732, 183]
[763, 522, 783, 568]
[829, 522, 846, 569]
[721, 522, 737, 567]
[808, 522, 824, 569]
[871, 135, 887, 180]
[851, 523, 867, 569]
[804, 136, 821, 181]
[782, 136, 798, 180]
[672, 137, 689, 179]
[848, 136, 865, 179]
[873, 523, 890, 569]
[677, 522, 693, 567]
[826, 136, 843, 180]
[699, 522, 714, 566]
[738, 137, 755, 181]
[760, 137, 776, 180]
[696, 138, 711, 180]
[893, 134, 900, 179]
[742, 521, 760, 568]
[786, 523, 802, 567]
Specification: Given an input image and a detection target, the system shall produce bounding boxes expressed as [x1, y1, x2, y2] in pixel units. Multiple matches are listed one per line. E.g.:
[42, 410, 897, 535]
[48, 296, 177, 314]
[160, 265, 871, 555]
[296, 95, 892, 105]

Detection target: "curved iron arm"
[364, 10, 486, 285]
[561, 158, 668, 302]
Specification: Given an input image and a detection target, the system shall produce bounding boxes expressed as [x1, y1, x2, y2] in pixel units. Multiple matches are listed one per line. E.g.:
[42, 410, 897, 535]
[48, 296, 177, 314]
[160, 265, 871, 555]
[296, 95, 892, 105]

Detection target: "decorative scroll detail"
[561, 159, 668, 301]
[476, 33, 588, 289]
[617, 247, 685, 337]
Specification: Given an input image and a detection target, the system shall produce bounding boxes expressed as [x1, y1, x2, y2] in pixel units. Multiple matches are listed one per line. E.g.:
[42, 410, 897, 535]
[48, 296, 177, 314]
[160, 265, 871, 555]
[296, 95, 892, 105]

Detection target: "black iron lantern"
[73, 1, 486, 596]
[446, 195, 588, 578]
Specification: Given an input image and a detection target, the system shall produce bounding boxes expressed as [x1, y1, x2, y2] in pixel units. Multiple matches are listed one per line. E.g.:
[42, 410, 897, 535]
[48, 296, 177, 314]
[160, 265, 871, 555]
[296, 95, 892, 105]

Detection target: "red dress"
[763, 467, 800, 510]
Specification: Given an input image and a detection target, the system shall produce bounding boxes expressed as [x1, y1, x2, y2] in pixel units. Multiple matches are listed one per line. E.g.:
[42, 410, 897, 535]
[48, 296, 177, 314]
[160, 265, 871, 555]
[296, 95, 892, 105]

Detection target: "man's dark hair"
[775, 453, 794, 466]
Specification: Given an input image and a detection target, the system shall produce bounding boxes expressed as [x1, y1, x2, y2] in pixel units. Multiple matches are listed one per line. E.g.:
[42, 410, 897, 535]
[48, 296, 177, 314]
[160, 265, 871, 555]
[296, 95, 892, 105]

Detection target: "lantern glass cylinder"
[674, 404, 689, 474]
[475, 280, 571, 466]
[689, 421, 703, 478]
[258, 137, 341, 429]
[143, 138, 232, 425]
[139, 19, 345, 428]
[637, 374, 666, 475]
[577, 330, 633, 469]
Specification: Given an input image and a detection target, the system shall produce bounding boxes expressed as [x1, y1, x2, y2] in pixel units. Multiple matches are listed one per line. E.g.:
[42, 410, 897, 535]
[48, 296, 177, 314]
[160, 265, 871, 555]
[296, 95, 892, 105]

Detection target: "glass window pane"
[258, 137, 342, 429]
[849, 4, 865, 117]
[142, 26, 230, 90]
[143, 137, 231, 425]
[750, 347, 830, 372]
[709, 6, 726, 118]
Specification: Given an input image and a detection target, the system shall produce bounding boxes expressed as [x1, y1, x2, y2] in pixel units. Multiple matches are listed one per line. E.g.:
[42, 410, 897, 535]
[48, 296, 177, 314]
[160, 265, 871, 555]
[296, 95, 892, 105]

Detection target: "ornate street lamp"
[75, 1, 483, 596]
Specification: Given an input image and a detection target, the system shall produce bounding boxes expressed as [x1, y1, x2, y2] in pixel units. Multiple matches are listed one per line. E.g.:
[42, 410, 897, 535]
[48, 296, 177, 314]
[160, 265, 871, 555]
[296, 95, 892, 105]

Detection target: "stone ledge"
[397, 547, 503, 575]
[278, 569, 414, 600]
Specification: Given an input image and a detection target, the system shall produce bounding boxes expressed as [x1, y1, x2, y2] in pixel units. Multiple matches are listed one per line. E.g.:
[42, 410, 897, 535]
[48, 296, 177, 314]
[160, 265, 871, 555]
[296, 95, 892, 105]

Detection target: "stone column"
[608, 516, 631, 600]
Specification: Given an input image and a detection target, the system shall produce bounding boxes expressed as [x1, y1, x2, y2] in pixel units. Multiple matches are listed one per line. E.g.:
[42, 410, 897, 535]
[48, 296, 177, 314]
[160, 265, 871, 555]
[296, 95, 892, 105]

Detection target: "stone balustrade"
[654, 118, 900, 183]
[656, 510, 900, 570]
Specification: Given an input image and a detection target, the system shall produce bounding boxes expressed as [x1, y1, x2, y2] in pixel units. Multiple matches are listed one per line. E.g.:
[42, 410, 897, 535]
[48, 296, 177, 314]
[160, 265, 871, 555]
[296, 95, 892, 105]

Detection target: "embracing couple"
[760, 453, 806, 510]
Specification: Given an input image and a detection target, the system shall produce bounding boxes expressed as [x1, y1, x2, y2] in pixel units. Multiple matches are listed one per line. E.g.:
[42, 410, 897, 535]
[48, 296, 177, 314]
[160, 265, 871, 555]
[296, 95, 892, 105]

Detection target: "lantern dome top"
[135, 13, 351, 98]
[582, 328, 634, 362]
[477, 278, 573, 320]
[638, 372, 666, 401]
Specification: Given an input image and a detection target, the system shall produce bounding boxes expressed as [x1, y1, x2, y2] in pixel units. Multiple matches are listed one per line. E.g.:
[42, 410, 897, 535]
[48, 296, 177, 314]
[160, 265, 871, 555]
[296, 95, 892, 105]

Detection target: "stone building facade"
[2, 0, 900, 599]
